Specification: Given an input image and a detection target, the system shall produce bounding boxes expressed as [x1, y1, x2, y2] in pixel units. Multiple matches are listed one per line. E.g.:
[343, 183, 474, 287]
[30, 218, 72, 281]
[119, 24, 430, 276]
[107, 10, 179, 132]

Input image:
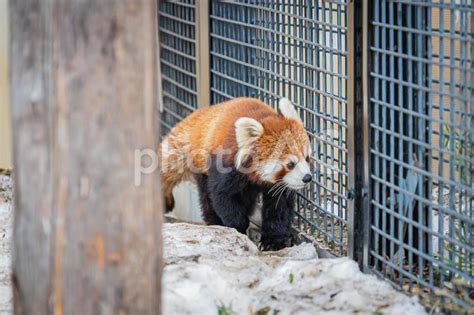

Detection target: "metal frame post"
[156, 1, 163, 114]
[196, 0, 210, 108]
[347, 0, 370, 270]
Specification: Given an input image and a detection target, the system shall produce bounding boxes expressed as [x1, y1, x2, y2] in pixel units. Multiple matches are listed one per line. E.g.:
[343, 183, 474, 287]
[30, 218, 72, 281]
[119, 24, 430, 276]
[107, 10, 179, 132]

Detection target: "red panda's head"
[235, 98, 312, 190]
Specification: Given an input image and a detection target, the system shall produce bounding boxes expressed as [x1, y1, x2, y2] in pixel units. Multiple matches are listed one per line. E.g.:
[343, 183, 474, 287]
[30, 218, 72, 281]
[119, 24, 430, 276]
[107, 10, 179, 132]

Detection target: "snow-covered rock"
[163, 223, 426, 315]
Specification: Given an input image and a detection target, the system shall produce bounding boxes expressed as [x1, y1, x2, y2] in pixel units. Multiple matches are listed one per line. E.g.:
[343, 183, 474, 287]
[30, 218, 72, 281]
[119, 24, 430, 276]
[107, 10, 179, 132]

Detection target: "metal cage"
[368, 0, 473, 311]
[158, 0, 473, 312]
[158, 0, 198, 136]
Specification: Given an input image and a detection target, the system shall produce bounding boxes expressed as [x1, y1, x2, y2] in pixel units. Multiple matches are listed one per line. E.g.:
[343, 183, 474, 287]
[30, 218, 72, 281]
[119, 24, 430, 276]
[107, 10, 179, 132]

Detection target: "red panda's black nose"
[302, 174, 312, 183]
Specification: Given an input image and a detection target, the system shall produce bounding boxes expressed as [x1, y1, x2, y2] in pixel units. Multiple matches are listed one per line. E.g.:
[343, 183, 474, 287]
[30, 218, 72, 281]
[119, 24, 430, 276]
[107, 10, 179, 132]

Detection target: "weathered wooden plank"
[0, 0, 11, 170]
[10, 1, 162, 314]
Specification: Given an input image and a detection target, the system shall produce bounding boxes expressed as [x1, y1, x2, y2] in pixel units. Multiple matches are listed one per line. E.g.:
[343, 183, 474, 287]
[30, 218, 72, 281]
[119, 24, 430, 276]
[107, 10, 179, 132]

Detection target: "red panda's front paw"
[259, 235, 290, 251]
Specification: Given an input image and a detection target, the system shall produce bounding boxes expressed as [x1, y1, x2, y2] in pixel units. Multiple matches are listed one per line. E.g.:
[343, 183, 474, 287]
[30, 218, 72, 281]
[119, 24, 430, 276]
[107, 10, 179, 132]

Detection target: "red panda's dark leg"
[209, 192, 250, 234]
[259, 190, 295, 251]
[195, 174, 223, 225]
[207, 167, 258, 234]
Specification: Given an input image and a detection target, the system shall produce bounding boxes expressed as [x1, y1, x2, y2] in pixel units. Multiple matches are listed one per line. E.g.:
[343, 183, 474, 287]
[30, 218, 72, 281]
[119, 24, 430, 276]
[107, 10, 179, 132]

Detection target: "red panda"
[160, 97, 312, 250]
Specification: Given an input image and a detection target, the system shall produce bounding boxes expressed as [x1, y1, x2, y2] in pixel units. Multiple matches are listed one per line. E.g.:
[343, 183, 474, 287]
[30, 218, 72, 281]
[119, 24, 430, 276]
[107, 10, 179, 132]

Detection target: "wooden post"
[9, 1, 162, 314]
[195, 0, 210, 108]
[0, 0, 11, 170]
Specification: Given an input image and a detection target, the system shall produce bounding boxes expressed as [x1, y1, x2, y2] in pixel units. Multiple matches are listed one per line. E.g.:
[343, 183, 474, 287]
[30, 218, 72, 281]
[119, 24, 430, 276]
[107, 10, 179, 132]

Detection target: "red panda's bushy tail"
[159, 132, 191, 212]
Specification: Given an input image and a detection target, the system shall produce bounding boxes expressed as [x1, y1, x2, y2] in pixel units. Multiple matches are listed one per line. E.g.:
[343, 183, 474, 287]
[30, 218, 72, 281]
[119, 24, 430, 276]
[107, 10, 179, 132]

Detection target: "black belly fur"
[194, 157, 295, 251]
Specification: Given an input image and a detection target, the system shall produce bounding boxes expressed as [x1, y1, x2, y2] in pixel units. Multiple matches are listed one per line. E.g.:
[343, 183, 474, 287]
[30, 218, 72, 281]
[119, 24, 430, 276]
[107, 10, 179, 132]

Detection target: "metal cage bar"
[347, 0, 370, 270]
[158, 0, 198, 136]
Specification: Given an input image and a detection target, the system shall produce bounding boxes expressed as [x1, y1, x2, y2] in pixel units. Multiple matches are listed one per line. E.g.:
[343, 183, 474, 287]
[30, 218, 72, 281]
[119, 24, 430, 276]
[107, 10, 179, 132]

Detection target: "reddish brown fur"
[160, 97, 309, 211]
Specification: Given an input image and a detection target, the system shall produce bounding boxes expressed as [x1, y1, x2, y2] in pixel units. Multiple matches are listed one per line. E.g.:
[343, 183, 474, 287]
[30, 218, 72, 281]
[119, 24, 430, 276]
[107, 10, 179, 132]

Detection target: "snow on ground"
[163, 223, 426, 315]
[0, 173, 13, 315]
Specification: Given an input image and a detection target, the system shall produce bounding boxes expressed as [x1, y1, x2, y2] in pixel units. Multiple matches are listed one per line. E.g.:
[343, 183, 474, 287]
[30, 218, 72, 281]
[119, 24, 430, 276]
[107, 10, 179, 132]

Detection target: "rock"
[163, 223, 425, 315]
[0, 174, 13, 315]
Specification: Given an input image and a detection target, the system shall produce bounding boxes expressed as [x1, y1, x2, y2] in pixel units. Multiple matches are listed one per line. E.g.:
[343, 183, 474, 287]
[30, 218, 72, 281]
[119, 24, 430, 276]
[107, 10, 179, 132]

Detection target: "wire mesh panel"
[369, 0, 473, 311]
[158, 0, 198, 136]
[210, 1, 259, 102]
[210, 0, 349, 255]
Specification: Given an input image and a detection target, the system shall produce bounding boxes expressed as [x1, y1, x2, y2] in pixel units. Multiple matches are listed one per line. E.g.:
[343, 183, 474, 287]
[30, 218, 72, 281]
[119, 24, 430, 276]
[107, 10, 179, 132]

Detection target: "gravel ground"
[0, 172, 13, 315]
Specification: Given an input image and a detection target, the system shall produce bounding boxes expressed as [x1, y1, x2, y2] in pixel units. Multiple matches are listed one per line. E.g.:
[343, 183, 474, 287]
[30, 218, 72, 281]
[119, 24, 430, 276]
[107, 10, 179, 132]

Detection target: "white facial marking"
[304, 144, 312, 158]
[287, 155, 298, 164]
[298, 161, 311, 174]
[283, 160, 311, 189]
[258, 160, 282, 182]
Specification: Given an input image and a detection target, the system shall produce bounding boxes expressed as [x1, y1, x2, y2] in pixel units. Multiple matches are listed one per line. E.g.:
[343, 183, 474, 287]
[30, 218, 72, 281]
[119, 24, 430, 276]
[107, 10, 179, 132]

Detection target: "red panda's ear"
[278, 98, 301, 122]
[235, 117, 264, 147]
[235, 117, 263, 148]
[235, 117, 264, 169]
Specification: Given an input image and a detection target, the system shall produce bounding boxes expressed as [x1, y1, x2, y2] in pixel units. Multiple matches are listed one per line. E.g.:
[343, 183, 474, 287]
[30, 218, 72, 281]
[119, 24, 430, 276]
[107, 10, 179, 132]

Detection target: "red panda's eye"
[305, 156, 310, 163]
[287, 162, 295, 170]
